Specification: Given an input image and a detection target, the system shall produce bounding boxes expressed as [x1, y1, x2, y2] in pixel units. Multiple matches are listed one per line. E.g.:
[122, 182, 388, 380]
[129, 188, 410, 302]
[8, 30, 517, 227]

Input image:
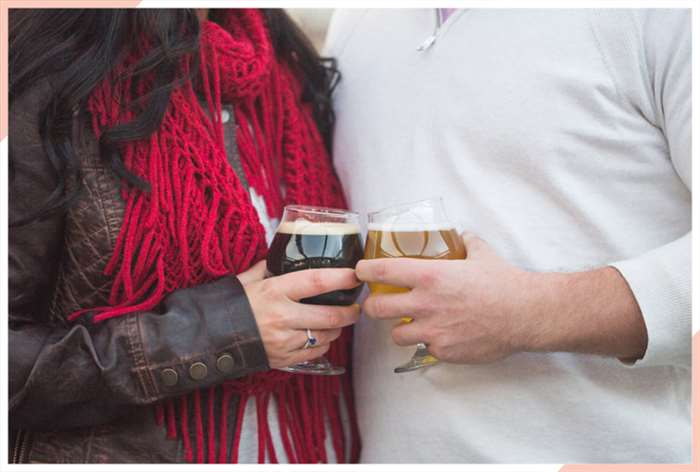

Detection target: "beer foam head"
[277, 220, 361, 235]
[367, 222, 454, 232]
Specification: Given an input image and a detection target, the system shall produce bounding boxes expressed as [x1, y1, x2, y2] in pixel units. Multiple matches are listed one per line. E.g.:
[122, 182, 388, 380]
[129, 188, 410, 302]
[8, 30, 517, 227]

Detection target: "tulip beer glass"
[267, 205, 363, 375]
[364, 198, 466, 373]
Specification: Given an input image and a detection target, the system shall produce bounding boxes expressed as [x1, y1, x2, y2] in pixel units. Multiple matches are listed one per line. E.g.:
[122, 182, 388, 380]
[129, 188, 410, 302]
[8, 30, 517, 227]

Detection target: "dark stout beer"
[267, 221, 363, 305]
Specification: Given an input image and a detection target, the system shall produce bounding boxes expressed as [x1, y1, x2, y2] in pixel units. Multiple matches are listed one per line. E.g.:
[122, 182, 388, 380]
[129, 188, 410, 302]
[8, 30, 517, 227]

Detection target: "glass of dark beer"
[364, 198, 466, 373]
[266, 205, 363, 375]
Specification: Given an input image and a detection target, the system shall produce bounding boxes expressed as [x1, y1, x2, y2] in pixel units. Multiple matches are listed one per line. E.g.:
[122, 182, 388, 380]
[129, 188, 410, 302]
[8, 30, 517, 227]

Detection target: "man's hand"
[356, 233, 648, 364]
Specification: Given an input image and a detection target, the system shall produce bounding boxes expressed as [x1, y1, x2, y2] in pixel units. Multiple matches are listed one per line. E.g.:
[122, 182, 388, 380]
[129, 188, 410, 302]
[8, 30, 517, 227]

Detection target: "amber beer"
[364, 224, 466, 298]
[364, 198, 465, 372]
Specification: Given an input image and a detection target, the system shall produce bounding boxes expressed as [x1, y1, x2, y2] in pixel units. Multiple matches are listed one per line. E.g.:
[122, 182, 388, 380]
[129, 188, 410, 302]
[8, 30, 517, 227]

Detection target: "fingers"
[290, 328, 342, 350]
[237, 260, 267, 286]
[274, 268, 361, 301]
[461, 231, 491, 260]
[283, 343, 332, 366]
[391, 320, 426, 347]
[287, 303, 361, 329]
[356, 258, 439, 288]
[363, 292, 417, 320]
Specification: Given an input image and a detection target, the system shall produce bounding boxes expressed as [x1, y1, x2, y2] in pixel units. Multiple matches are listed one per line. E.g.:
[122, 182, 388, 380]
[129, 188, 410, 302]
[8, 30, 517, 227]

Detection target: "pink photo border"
[0, 1, 695, 469]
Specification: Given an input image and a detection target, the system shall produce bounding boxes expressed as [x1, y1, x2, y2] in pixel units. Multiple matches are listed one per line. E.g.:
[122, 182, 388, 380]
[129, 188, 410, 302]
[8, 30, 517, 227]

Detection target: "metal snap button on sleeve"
[221, 109, 231, 123]
[216, 353, 235, 374]
[161, 368, 179, 387]
[189, 362, 208, 381]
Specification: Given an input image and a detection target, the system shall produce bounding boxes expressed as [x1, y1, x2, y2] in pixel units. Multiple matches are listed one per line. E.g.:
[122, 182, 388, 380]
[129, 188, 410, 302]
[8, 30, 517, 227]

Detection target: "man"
[325, 9, 690, 463]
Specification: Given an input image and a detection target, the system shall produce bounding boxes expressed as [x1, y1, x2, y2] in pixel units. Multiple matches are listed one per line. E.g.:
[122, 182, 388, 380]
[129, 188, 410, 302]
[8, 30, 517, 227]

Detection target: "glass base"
[278, 356, 346, 376]
[394, 343, 439, 373]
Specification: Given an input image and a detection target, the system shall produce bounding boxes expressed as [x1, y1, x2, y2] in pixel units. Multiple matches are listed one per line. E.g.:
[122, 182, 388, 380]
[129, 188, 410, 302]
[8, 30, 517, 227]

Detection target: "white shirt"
[326, 9, 691, 463]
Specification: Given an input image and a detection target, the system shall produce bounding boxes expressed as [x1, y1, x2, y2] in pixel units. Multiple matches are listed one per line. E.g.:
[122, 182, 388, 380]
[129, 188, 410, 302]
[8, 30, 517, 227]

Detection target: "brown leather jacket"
[9, 80, 269, 463]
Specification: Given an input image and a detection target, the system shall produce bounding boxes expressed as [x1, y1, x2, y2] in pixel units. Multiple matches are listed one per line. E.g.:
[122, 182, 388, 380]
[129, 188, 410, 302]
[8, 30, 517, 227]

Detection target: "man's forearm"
[523, 267, 649, 361]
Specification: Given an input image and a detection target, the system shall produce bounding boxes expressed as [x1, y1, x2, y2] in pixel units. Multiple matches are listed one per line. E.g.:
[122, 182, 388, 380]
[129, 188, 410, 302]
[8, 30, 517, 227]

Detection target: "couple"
[9, 8, 690, 464]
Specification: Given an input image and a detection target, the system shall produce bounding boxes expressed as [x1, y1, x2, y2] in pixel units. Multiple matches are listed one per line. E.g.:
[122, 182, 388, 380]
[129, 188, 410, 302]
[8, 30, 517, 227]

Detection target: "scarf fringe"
[158, 355, 358, 464]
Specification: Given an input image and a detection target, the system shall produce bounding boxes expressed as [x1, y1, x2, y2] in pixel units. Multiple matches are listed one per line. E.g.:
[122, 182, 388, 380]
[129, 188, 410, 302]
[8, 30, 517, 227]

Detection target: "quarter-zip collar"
[417, 8, 467, 51]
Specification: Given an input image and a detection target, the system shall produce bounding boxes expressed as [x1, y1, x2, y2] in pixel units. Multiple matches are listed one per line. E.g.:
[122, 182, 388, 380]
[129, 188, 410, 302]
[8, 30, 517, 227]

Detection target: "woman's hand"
[238, 261, 362, 369]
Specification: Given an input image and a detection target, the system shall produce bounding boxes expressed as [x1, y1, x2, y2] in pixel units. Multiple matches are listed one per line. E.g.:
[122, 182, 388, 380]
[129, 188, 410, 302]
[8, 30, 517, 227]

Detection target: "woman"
[9, 9, 360, 463]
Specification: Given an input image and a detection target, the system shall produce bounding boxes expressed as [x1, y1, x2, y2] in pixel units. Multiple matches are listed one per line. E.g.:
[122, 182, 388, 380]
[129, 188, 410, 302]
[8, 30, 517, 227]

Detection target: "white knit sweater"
[326, 8, 691, 463]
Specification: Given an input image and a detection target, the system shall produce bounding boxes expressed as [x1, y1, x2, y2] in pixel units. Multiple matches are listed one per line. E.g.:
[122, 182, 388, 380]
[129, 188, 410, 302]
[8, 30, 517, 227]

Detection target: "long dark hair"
[9, 9, 339, 227]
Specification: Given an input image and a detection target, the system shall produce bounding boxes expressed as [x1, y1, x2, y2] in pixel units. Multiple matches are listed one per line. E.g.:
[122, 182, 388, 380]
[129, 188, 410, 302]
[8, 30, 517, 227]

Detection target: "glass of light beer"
[266, 205, 364, 375]
[364, 198, 466, 373]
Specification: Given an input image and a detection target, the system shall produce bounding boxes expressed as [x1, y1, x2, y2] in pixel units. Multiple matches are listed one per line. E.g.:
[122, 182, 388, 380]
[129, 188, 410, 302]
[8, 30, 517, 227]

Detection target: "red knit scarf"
[69, 9, 360, 463]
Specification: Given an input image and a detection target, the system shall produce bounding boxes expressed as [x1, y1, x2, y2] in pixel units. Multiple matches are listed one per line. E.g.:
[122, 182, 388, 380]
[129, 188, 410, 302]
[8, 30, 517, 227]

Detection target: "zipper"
[11, 429, 31, 464]
[416, 8, 468, 52]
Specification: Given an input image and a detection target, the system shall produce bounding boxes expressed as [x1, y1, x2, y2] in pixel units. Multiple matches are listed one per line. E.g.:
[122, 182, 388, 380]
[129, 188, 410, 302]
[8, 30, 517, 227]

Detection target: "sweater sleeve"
[608, 9, 691, 368]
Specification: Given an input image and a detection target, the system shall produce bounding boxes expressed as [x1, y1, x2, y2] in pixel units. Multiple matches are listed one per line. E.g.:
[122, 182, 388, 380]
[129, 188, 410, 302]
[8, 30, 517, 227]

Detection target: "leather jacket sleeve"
[9, 87, 269, 432]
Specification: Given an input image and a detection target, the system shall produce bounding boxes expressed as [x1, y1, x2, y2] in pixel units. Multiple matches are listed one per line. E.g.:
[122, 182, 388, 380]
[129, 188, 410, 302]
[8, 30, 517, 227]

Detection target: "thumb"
[461, 231, 493, 260]
[236, 260, 267, 286]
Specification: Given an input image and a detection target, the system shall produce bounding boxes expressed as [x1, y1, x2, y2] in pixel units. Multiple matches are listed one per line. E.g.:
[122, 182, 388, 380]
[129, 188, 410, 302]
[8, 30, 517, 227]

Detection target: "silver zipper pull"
[417, 34, 437, 51]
